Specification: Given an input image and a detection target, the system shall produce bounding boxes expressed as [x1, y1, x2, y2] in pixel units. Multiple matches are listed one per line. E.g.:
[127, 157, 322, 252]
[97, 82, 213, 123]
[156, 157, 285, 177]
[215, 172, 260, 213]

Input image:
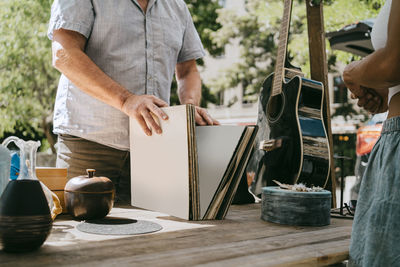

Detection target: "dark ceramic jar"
[0, 138, 52, 253]
[64, 169, 115, 220]
[0, 180, 52, 252]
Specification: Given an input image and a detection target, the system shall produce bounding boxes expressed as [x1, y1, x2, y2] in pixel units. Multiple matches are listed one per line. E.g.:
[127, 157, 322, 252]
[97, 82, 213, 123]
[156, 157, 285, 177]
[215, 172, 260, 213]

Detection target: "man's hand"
[121, 94, 169, 136]
[194, 106, 220, 126]
[175, 60, 219, 125]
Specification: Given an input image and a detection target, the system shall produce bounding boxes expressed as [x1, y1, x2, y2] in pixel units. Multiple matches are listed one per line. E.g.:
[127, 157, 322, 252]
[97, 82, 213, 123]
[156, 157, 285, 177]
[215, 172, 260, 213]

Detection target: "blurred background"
[0, 0, 386, 204]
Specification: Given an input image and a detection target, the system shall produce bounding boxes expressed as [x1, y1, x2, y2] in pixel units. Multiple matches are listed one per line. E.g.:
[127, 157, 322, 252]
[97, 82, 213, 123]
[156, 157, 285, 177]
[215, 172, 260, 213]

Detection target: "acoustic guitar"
[257, 0, 330, 188]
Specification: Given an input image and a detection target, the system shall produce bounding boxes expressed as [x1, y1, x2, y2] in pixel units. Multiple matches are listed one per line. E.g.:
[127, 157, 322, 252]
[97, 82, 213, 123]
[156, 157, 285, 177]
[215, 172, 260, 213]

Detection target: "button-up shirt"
[48, 0, 205, 150]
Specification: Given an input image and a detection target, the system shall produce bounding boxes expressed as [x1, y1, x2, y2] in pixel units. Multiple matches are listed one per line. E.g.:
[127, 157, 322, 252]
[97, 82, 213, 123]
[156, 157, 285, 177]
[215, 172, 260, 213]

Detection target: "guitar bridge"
[259, 139, 283, 152]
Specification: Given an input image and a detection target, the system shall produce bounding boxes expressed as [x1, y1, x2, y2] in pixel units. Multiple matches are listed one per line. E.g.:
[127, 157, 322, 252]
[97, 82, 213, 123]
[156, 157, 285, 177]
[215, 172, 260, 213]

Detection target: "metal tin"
[261, 186, 331, 226]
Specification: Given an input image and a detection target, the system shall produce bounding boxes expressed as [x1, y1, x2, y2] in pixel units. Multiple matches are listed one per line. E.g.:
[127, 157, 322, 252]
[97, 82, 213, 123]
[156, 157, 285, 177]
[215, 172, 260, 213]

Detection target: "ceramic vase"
[0, 137, 52, 252]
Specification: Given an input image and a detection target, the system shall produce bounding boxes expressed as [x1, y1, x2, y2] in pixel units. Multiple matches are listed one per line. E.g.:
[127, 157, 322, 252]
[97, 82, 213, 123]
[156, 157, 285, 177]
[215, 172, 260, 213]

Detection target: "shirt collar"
[131, 0, 157, 14]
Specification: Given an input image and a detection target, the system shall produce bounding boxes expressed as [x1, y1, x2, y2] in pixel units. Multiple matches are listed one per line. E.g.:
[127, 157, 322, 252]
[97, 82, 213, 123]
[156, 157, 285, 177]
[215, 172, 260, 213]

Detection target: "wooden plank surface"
[0, 204, 351, 266]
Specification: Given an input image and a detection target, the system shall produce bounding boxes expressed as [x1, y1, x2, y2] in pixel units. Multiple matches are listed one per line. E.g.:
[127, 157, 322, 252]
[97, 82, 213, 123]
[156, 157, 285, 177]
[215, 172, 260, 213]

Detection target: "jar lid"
[65, 169, 115, 193]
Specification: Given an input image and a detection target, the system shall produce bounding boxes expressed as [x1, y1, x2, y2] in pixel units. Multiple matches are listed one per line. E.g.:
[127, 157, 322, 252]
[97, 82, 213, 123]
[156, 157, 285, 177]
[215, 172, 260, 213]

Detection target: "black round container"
[261, 186, 331, 226]
[0, 180, 52, 253]
[64, 169, 115, 220]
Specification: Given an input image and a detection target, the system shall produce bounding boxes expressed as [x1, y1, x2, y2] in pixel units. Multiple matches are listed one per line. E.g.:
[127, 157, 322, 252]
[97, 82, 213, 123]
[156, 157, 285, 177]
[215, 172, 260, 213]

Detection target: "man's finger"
[195, 112, 207, 126]
[152, 96, 169, 108]
[198, 108, 214, 125]
[135, 114, 152, 136]
[142, 109, 162, 134]
[149, 103, 168, 120]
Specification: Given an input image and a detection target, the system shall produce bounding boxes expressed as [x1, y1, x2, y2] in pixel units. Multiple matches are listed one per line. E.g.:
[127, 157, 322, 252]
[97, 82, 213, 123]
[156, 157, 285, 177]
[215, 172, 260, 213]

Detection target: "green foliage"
[206, 0, 383, 176]
[170, 0, 223, 107]
[359, 0, 385, 10]
[332, 103, 358, 118]
[208, 0, 282, 103]
[323, 0, 382, 69]
[208, 0, 382, 105]
[0, 0, 222, 148]
[0, 0, 58, 146]
[187, 0, 225, 59]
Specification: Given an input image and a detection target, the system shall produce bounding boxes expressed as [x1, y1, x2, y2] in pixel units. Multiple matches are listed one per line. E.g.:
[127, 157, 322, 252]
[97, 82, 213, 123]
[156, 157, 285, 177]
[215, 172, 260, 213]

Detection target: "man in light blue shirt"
[48, 0, 218, 203]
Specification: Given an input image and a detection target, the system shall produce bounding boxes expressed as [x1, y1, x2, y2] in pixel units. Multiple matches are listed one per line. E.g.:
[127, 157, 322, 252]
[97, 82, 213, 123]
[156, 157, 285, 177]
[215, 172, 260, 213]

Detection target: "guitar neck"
[272, 0, 293, 96]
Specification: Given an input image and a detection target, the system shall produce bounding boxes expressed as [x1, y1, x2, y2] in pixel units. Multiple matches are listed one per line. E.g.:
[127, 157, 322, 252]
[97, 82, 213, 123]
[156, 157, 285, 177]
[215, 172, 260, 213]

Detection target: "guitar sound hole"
[267, 94, 284, 122]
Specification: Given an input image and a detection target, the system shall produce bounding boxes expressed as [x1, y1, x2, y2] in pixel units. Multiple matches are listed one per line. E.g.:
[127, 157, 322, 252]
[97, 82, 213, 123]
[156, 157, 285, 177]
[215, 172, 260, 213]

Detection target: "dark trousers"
[56, 134, 131, 204]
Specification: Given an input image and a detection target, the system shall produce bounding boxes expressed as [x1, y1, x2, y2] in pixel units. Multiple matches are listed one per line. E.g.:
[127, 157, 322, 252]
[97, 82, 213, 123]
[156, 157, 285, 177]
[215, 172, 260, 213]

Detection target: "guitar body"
[246, 0, 330, 195]
[260, 72, 330, 187]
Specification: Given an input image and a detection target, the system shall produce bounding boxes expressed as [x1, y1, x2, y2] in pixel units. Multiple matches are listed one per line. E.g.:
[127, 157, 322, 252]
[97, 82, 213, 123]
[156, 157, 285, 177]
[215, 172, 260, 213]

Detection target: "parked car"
[326, 19, 375, 57]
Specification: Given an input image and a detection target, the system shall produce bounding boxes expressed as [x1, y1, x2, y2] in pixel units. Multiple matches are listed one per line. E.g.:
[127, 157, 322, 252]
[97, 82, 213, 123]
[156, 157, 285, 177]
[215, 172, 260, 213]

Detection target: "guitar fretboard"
[271, 0, 293, 96]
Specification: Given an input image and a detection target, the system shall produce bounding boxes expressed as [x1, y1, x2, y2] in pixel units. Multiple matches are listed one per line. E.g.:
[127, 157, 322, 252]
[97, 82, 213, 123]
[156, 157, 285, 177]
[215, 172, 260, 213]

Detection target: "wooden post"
[305, 0, 337, 208]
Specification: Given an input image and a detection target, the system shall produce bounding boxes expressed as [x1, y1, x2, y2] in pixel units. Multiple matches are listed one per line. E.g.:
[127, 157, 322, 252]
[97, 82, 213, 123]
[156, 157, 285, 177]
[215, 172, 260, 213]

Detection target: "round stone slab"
[76, 217, 162, 235]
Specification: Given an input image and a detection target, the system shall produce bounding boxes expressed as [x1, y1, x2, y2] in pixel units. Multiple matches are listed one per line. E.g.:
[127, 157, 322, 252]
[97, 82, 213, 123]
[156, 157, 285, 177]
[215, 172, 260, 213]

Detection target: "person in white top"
[342, 1, 400, 266]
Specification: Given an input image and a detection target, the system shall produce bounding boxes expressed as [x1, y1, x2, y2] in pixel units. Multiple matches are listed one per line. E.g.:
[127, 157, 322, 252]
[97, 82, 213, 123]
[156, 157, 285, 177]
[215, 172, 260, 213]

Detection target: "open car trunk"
[326, 19, 375, 57]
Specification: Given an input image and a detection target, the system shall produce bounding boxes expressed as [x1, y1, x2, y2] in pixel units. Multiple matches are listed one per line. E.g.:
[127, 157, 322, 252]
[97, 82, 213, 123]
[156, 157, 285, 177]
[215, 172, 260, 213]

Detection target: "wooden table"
[0, 204, 352, 266]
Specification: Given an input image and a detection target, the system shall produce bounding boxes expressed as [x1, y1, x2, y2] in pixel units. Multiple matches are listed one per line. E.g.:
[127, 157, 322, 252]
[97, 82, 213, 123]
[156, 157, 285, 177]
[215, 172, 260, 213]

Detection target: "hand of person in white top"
[342, 0, 400, 117]
[343, 61, 388, 114]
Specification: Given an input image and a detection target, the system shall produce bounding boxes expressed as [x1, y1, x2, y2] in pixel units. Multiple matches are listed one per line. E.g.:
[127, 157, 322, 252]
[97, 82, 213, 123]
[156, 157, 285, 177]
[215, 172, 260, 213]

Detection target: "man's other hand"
[194, 106, 220, 126]
[122, 94, 169, 136]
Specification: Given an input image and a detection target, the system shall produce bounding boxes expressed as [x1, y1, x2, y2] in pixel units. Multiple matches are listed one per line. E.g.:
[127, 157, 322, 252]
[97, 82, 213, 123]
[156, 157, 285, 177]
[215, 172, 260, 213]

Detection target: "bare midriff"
[388, 92, 400, 118]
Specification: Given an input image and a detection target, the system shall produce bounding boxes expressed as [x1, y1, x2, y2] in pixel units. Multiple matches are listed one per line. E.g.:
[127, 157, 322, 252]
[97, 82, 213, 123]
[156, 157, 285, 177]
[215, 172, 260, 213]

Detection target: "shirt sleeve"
[177, 6, 206, 63]
[47, 0, 94, 40]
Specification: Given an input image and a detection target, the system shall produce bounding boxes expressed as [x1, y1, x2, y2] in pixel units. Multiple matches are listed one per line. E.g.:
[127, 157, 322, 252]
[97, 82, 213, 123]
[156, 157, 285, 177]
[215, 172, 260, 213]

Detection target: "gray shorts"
[349, 116, 400, 266]
[56, 134, 131, 204]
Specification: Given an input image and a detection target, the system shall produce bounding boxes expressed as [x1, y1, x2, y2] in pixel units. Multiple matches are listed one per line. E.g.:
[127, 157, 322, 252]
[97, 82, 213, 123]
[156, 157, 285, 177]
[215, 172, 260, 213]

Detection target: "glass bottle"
[0, 143, 11, 197]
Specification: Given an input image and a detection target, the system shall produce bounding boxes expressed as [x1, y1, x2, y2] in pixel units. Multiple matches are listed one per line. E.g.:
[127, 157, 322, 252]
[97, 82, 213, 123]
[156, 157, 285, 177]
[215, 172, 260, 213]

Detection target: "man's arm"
[52, 29, 168, 136]
[176, 59, 219, 125]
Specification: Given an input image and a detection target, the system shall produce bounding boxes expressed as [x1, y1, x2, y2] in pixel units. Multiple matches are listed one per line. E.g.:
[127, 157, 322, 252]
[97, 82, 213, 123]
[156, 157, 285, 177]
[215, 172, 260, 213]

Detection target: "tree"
[170, 0, 223, 107]
[0, 0, 58, 152]
[0, 0, 223, 151]
[208, 0, 383, 104]
[208, 0, 384, 177]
